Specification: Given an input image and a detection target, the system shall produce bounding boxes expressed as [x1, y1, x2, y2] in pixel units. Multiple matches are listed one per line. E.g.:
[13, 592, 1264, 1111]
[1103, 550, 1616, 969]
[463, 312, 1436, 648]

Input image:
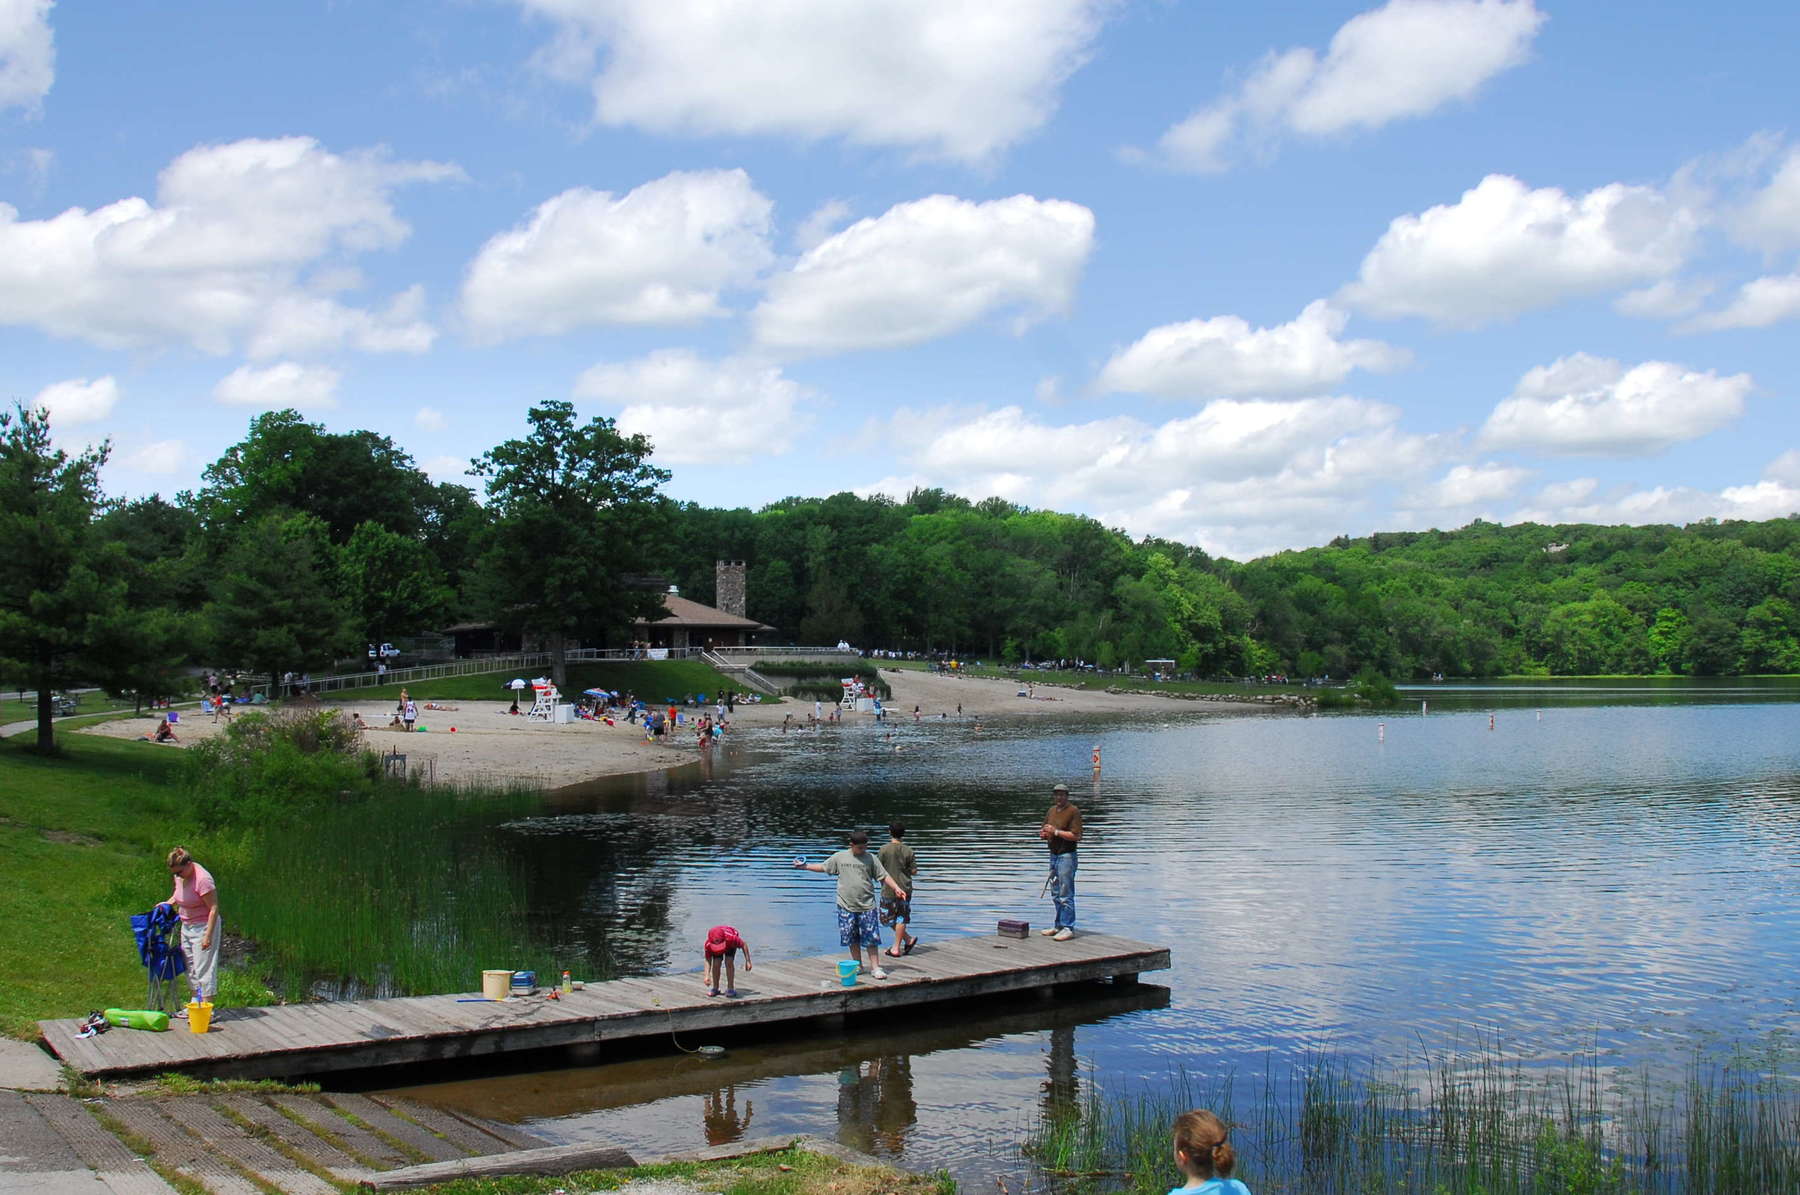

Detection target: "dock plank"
[43, 933, 1169, 1081]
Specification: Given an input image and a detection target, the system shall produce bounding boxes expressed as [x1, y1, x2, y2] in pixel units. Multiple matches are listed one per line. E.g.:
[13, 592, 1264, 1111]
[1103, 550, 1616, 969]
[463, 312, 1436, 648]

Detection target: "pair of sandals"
[707, 987, 739, 998]
[77, 1010, 110, 1039]
[884, 935, 920, 959]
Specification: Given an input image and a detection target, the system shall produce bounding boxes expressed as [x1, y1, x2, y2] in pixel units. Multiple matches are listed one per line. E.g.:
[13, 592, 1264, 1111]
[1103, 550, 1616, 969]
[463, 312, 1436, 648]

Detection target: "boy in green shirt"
[879, 822, 918, 958]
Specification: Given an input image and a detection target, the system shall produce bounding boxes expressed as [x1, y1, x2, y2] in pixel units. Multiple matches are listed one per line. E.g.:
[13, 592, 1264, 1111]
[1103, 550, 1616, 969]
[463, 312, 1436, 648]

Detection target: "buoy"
[449, 726, 457, 733]
[1091, 744, 1102, 770]
[1378, 722, 1385, 742]
[1421, 700, 1428, 715]
[1488, 713, 1495, 731]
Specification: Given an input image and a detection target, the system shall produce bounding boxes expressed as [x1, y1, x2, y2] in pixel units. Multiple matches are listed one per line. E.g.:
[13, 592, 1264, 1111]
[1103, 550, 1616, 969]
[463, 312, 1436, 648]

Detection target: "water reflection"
[382, 690, 1800, 1185]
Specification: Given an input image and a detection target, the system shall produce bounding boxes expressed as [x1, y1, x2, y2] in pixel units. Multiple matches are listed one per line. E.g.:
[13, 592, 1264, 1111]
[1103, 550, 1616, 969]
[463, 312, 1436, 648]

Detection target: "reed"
[209, 776, 590, 1000]
[1022, 1040, 1800, 1195]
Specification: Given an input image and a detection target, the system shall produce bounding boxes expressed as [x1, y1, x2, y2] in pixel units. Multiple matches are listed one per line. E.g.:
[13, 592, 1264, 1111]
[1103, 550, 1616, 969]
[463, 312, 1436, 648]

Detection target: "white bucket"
[481, 969, 512, 1001]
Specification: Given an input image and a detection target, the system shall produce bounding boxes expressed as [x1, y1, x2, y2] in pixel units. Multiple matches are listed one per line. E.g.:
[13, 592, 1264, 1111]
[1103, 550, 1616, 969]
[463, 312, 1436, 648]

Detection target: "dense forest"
[6, 401, 1798, 748]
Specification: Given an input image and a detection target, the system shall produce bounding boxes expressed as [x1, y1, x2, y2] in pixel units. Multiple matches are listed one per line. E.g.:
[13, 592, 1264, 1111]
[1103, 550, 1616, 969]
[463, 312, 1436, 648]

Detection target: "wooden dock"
[42, 932, 1168, 1081]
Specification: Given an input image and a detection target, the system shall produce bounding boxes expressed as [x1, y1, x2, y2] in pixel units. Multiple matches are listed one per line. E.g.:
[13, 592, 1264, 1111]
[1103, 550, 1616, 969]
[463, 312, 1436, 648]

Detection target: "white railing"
[709, 645, 858, 662]
[301, 645, 735, 694]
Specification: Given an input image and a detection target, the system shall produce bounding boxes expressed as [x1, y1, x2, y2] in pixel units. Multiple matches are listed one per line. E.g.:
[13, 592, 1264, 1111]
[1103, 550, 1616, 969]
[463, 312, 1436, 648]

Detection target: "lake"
[382, 682, 1800, 1182]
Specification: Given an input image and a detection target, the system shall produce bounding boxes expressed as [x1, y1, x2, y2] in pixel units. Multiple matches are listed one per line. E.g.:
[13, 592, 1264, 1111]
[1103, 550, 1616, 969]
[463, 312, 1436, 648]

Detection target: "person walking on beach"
[879, 822, 918, 958]
[794, 831, 909, 980]
[159, 847, 220, 1009]
[1040, 783, 1082, 940]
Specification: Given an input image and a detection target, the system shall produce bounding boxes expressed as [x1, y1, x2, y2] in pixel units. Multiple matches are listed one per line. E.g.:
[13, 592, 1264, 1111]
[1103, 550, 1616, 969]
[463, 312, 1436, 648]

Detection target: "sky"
[3, 0, 1798, 561]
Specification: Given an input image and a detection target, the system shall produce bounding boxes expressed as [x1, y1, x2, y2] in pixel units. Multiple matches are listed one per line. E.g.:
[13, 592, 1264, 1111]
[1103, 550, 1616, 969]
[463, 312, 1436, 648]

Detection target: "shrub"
[182, 709, 382, 829]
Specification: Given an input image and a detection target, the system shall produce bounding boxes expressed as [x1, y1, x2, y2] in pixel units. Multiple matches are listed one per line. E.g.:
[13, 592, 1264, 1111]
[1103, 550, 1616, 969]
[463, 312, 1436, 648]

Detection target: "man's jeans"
[1049, 851, 1077, 930]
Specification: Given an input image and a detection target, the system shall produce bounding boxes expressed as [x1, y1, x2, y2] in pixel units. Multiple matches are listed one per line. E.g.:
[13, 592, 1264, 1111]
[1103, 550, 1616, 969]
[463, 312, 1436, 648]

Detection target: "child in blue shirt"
[1169, 1108, 1251, 1195]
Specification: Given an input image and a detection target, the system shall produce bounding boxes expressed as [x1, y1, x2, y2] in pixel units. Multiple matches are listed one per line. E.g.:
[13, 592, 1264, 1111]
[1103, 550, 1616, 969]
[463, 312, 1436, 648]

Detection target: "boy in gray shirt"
[794, 830, 909, 980]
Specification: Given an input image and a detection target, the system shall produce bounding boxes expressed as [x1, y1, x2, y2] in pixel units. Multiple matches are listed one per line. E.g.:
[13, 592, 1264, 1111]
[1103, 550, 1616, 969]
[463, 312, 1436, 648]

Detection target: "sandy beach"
[80, 667, 1235, 788]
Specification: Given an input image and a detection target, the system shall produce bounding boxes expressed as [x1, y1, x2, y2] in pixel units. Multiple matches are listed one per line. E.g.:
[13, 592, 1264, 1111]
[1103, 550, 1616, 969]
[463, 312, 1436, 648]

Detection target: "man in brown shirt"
[1039, 783, 1082, 940]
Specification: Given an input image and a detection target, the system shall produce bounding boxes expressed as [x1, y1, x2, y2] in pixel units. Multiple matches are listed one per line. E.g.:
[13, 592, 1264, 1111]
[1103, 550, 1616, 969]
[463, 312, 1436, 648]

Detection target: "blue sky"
[3, 0, 1797, 559]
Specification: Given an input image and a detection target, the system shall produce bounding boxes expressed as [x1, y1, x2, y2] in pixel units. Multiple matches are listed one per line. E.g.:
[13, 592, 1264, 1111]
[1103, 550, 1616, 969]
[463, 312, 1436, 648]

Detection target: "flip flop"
[883, 949, 903, 958]
[903, 935, 919, 955]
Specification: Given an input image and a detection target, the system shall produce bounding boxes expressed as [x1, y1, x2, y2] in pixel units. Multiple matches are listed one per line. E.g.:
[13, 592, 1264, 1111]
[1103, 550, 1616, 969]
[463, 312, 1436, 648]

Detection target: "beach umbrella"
[505, 678, 526, 689]
[583, 688, 608, 697]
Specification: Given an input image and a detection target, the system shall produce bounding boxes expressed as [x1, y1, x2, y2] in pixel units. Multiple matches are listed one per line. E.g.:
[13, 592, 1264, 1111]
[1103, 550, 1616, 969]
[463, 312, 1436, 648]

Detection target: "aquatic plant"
[1022, 1040, 1800, 1195]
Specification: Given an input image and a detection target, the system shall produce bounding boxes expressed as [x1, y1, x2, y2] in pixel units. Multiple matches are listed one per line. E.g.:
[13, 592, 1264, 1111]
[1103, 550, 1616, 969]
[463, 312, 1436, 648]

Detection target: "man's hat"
[1052, 783, 1069, 793]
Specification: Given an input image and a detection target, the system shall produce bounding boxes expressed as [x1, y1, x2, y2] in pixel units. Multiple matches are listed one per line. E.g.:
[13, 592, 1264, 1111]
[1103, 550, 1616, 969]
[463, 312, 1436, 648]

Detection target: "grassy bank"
[342, 659, 757, 705]
[418, 1143, 953, 1195]
[0, 717, 567, 1032]
[1028, 1044, 1800, 1195]
[0, 734, 198, 1037]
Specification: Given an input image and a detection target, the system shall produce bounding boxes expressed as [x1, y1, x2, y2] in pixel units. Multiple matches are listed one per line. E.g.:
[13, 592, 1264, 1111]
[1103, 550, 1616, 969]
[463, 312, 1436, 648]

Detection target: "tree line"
[5, 401, 1796, 750]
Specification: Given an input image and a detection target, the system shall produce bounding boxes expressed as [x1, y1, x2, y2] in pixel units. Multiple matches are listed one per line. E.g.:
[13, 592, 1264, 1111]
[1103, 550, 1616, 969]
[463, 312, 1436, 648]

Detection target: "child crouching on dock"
[1170, 1109, 1250, 1195]
[703, 925, 751, 997]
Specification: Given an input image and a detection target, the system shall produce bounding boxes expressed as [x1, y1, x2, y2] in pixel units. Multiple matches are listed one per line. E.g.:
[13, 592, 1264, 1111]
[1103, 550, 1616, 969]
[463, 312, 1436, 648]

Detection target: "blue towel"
[131, 904, 187, 980]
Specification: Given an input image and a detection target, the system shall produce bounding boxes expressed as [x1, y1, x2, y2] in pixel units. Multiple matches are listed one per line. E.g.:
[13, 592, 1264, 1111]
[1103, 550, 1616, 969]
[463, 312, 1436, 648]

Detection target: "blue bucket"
[836, 959, 859, 987]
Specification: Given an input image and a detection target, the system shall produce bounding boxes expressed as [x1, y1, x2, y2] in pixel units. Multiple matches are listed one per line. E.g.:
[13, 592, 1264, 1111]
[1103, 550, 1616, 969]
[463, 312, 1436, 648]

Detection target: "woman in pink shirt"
[161, 846, 220, 1009]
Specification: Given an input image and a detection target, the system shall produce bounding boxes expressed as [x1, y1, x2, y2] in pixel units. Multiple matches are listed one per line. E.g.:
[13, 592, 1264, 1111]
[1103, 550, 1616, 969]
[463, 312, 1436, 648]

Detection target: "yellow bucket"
[186, 1000, 213, 1034]
[481, 969, 512, 1001]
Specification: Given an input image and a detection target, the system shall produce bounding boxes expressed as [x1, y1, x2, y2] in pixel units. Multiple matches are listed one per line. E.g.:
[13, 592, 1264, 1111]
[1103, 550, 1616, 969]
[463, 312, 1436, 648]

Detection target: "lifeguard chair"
[528, 682, 560, 720]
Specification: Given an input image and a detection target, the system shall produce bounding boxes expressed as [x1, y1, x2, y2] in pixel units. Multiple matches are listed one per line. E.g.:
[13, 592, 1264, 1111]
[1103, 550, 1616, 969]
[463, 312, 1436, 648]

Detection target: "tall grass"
[208, 778, 567, 1000]
[1023, 1040, 1800, 1194]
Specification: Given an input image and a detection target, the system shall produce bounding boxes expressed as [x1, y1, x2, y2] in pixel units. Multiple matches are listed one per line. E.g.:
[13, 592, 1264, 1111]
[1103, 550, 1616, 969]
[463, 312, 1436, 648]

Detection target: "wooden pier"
[41, 932, 1169, 1081]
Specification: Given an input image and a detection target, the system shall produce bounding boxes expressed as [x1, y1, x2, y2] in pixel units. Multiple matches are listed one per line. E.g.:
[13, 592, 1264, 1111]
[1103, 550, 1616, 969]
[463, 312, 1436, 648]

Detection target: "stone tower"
[715, 560, 747, 618]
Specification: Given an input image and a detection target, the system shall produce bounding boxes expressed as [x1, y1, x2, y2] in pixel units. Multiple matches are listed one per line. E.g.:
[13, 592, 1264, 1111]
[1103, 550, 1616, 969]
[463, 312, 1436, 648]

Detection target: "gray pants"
[181, 919, 220, 1001]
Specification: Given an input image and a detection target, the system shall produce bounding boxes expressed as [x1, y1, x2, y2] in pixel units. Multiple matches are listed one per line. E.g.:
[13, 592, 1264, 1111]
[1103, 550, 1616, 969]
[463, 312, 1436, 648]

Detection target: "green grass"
[335, 659, 761, 705]
[416, 1143, 954, 1195]
[0, 689, 146, 726]
[0, 734, 195, 1037]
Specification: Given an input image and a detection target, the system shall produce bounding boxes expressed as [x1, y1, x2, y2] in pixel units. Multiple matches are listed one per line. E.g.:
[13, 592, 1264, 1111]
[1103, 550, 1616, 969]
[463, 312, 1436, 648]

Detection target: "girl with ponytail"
[1170, 1108, 1250, 1195]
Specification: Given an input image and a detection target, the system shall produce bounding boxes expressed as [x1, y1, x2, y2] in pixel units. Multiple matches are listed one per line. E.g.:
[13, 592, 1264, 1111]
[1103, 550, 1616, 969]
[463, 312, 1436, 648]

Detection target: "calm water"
[384, 684, 1800, 1181]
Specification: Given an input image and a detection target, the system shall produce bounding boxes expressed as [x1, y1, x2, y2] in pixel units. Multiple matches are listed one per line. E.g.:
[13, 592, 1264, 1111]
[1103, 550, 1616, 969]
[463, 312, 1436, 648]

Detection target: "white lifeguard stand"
[528, 682, 560, 720]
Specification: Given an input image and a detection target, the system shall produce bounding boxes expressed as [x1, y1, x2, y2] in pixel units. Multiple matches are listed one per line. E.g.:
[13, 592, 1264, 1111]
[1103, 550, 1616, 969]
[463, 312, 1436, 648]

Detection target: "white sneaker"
[1040, 927, 1058, 936]
[1052, 927, 1075, 941]
[871, 967, 889, 980]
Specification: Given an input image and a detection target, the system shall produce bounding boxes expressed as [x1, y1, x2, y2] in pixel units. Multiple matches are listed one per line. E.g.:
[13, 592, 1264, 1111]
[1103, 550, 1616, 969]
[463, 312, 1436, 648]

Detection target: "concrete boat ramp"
[42, 933, 1169, 1082]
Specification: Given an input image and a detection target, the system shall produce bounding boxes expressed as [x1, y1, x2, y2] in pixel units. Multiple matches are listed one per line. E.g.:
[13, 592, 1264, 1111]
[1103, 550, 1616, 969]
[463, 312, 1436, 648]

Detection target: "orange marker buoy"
[1091, 744, 1101, 770]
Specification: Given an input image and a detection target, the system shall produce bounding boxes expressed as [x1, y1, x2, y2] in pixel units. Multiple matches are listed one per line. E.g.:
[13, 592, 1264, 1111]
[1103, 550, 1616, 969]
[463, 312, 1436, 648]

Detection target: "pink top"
[173, 862, 216, 924]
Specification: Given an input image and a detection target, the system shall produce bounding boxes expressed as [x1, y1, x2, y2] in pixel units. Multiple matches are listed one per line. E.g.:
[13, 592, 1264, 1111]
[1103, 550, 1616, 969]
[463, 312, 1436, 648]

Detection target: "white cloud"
[1406, 462, 1531, 508]
[751, 194, 1094, 355]
[1681, 273, 1800, 332]
[794, 199, 852, 253]
[414, 405, 448, 432]
[422, 454, 478, 484]
[1734, 145, 1800, 253]
[1340, 174, 1698, 326]
[1479, 353, 1750, 456]
[212, 362, 342, 411]
[576, 350, 812, 465]
[864, 396, 1443, 558]
[119, 439, 187, 476]
[247, 285, 436, 359]
[1614, 278, 1713, 321]
[1768, 450, 1800, 487]
[1512, 478, 1800, 527]
[515, 0, 1106, 162]
[0, 136, 456, 354]
[460, 169, 773, 341]
[1151, 0, 1544, 171]
[32, 375, 119, 425]
[1097, 300, 1408, 399]
[0, 0, 53, 113]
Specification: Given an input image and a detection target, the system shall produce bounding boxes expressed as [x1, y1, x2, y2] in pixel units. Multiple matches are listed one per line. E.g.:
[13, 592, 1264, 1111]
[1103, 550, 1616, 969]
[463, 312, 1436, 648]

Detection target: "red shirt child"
[703, 925, 751, 998]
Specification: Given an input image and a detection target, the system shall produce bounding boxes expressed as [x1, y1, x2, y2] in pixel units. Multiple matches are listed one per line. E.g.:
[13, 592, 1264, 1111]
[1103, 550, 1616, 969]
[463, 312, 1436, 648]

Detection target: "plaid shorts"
[836, 905, 881, 948]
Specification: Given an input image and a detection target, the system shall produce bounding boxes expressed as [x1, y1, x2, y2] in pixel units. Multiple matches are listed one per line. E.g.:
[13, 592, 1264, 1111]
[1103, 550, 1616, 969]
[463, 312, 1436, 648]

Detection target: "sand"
[80, 667, 1235, 789]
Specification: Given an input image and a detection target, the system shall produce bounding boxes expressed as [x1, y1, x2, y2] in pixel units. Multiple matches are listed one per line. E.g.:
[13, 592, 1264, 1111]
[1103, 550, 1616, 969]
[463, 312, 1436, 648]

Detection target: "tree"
[207, 514, 355, 692]
[0, 405, 122, 753]
[338, 521, 452, 643]
[470, 401, 670, 686]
